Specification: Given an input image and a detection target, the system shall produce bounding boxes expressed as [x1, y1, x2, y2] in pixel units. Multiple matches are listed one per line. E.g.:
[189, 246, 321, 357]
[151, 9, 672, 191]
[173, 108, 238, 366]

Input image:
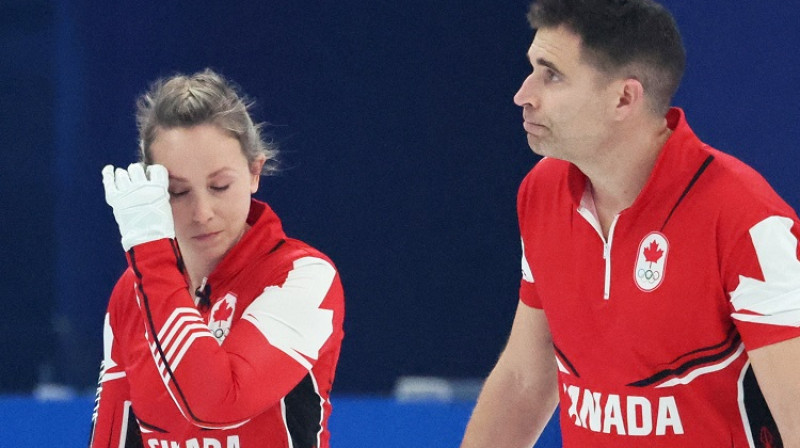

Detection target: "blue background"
[1, 2, 798, 444]
[0, 395, 561, 446]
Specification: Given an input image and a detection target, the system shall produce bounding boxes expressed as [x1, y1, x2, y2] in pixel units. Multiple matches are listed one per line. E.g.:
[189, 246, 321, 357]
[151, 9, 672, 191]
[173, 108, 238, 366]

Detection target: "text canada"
[147, 435, 240, 448]
[564, 385, 684, 436]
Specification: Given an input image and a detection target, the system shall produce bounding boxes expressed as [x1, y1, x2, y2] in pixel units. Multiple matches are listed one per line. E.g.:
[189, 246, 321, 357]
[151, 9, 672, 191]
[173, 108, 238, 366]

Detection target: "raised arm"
[127, 241, 343, 428]
[460, 301, 559, 448]
[101, 163, 344, 429]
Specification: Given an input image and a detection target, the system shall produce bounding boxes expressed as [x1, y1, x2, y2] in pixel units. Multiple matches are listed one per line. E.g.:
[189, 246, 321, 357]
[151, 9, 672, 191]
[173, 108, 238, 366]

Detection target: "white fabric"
[730, 216, 800, 326]
[242, 257, 335, 370]
[102, 163, 175, 251]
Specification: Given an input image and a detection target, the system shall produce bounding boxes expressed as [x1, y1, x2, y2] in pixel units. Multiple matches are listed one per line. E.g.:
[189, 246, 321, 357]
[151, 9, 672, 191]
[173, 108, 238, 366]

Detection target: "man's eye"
[211, 185, 230, 192]
[169, 190, 188, 197]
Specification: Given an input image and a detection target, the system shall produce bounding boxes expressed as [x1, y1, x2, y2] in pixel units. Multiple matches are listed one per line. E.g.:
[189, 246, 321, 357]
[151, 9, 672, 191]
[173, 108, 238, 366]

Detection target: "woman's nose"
[192, 193, 214, 223]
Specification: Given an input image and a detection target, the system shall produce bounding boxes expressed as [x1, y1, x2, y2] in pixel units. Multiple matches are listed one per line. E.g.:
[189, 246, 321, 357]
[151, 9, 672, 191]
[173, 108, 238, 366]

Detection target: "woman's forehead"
[150, 125, 248, 175]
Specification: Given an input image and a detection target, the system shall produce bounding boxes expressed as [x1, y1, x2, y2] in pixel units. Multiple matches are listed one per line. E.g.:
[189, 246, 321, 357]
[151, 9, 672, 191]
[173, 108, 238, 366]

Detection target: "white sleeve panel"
[730, 216, 800, 326]
[101, 312, 126, 383]
[521, 238, 534, 283]
[242, 257, 336, 370]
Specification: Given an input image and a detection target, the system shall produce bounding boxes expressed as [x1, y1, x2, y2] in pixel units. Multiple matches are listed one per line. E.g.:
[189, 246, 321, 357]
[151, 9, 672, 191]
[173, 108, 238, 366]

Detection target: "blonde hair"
[136, 68, 278, 174]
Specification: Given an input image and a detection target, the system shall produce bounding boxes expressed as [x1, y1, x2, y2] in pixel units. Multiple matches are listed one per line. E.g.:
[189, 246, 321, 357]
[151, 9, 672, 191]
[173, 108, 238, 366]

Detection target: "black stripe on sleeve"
[283, 374, 324, 448]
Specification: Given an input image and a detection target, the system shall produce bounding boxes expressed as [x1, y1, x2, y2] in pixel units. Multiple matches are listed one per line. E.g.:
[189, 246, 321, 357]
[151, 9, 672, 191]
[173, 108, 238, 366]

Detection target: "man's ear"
[613, 77, 645, 120]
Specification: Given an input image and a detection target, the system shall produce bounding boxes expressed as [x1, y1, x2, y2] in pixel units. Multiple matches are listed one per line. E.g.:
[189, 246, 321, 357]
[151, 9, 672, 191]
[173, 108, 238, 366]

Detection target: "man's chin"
[528, 140, 549, 157]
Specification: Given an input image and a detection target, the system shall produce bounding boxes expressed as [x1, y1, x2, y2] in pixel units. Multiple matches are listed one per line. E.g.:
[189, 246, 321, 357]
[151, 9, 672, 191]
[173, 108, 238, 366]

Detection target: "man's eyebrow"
[535, 57, 562, 74]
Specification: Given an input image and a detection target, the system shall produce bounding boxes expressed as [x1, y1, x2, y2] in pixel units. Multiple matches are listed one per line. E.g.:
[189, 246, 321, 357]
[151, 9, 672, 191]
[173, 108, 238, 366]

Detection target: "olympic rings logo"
[635, 231, 668, 292]
[637, 268, 661, 283]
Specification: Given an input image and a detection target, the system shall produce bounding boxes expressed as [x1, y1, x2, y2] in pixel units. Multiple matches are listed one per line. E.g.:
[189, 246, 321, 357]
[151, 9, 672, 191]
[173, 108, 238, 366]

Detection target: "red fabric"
[516, 108, 800, 446]
[519, 279, 540, 309]
[90, 199, 344, 448]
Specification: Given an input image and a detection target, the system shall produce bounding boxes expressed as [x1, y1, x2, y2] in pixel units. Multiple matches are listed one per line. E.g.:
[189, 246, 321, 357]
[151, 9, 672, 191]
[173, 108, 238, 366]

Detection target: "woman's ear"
[249, 156, 267, 194]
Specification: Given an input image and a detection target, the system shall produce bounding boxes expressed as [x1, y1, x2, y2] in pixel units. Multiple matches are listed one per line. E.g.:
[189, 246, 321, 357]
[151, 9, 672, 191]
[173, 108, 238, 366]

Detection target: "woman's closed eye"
[169, 189, 189, 198]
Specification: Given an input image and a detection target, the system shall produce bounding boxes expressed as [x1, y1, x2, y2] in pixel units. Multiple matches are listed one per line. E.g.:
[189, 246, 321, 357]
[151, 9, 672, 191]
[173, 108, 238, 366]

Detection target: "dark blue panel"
[0, 0, 57, 392]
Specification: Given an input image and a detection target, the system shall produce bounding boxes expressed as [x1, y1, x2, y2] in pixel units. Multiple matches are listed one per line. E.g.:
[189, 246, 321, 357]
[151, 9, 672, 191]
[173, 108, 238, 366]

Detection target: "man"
[460, 1, 800, 447]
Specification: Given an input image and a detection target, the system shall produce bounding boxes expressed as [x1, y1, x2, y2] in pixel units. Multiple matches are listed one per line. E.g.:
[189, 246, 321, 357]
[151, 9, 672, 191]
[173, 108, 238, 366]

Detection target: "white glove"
[102, 163, 175, 251]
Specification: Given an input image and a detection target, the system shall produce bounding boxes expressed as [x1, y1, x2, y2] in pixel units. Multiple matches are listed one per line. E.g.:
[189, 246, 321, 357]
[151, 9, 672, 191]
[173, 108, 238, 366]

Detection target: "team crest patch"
[634, 232, 668, 292]
[208, 293, 237, 343]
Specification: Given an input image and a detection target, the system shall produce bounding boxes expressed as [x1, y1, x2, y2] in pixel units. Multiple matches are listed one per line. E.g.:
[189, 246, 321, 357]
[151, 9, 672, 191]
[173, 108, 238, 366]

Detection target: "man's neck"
[579, 119, 671, 238]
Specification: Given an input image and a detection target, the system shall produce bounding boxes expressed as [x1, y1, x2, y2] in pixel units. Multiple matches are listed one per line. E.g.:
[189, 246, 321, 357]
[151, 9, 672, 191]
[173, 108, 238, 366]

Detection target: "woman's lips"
[193, 231, 222, 242]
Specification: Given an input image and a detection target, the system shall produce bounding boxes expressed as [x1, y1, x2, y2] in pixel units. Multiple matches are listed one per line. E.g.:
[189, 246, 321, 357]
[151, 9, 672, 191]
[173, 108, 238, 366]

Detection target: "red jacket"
[90, 199, 345, 448]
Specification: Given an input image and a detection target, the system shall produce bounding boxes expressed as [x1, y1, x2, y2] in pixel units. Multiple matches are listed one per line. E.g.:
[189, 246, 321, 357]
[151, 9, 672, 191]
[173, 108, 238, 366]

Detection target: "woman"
[91, 69, 345, 448]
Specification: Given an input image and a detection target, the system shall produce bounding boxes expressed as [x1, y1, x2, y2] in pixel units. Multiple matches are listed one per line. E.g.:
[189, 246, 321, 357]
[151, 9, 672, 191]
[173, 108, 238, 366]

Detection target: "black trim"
[124, 408, 145, 447]
[90, 401, 145, 448]
[742, 365, 784, 447]
[133, 412, 166, 434]
[169, 239, 185, 274]
[553, 344, 580, 378]
[627, 331, 741, 387]
[128, 246, 211, 426]
[195, 282, 212, 310]
[663, 326, 738, 366]
[283, 374, 324, 448]
[269, 238, 286, 254]
[660, 155, 714, 232]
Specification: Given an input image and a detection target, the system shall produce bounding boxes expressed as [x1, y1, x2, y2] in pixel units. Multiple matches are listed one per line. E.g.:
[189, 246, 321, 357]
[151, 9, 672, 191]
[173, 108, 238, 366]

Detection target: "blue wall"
[1, 0, 57, 391]
[0, 395, 562, 447]
[1, 1, 798, 396]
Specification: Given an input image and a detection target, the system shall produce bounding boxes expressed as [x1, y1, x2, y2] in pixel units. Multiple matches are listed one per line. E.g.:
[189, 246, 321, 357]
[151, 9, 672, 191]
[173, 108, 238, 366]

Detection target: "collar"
[568, 107, 710, 215]
[206, 198, 288, 285]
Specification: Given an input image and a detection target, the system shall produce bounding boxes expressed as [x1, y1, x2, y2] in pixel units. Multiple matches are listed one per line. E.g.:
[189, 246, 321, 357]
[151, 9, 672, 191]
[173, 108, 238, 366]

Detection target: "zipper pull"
[195, 277, 211, 309]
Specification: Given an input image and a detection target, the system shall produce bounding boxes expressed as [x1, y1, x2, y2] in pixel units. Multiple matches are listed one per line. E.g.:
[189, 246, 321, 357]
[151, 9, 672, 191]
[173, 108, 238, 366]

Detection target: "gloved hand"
[102, 163, 175, 251]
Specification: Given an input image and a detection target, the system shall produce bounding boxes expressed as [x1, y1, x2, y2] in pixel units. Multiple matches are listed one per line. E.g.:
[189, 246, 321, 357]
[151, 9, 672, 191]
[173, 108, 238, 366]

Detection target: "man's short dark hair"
[528, 0, 686, 115]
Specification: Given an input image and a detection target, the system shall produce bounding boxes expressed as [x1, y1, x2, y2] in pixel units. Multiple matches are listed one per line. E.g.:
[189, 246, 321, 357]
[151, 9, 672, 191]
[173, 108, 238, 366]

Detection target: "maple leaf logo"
[213, 299, 233, 322]
[243, 257, 335, 369]
[643, 240, 664, 265]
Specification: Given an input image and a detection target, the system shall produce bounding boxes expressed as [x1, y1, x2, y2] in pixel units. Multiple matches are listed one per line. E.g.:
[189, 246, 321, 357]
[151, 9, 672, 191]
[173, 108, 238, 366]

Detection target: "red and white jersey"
[90, 199, 345, 448]
[518, 108, 800, 447]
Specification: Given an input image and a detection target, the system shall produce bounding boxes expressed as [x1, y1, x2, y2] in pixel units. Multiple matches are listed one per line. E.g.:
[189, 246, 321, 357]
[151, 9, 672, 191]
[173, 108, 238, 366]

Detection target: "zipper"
[577, 206, 619, 300]
[602, 218, 619, 300]
[194, 276, 209, 306]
